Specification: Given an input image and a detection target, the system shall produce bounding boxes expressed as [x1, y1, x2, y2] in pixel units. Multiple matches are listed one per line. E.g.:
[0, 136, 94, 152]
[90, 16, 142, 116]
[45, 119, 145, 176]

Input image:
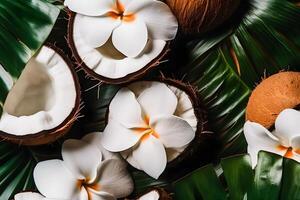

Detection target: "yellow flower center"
[277, 145, 300, 158]
[133, 115, 160, 142]
[107, 0, 136, 22]
[77, 178, 101, 200]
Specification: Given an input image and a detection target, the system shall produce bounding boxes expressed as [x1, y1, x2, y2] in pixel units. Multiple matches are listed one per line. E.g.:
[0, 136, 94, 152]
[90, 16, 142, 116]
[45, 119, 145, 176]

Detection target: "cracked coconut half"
[0, 45, 80, 145]
[66, 0, 178, 84]
[101, 80, 204, 179]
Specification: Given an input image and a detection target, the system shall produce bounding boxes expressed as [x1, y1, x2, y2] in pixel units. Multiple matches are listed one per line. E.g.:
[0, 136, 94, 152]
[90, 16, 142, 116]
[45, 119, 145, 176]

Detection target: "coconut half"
[66, 0, 178, 84]
[246, 71, 300, 129]
[101, 79, 206, 179]
[0, 45, 80, 145]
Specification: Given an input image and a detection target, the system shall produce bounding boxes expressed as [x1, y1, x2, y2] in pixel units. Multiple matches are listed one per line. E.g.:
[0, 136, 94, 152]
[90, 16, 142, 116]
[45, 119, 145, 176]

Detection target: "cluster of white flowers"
[13, 1, 197, 199]
[15, 80, 196, 200]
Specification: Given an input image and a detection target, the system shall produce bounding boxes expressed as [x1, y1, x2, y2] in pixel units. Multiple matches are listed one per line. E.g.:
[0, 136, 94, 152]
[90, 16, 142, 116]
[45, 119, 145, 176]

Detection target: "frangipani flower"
[32, 132, 133, 200]
[101, 82, 196, 179]
[244, 109, 300, 168]
[65, 0, 178, 58]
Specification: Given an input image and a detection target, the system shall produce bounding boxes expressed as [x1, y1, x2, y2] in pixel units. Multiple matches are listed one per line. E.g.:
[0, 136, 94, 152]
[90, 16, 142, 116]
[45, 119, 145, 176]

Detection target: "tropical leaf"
[0, 142, 36, 200]
[173, 151, 300, 200]
[171, 0, 300, 157]
[0, 0, 60, 115]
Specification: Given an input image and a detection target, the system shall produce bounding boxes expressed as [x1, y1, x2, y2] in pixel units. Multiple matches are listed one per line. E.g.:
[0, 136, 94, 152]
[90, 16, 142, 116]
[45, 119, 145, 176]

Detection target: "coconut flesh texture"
[0, 46, 77, 137]
[123, 81, 197, 162]
[72, 14, 166, 79]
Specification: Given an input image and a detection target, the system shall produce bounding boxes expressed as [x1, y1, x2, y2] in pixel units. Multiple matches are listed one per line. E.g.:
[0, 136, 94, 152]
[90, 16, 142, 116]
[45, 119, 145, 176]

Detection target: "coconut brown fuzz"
[0, 44, 81, 146]
[165, 0, 240, 35]
[246, 71, 300, 129]
[67, 12, 170, 84]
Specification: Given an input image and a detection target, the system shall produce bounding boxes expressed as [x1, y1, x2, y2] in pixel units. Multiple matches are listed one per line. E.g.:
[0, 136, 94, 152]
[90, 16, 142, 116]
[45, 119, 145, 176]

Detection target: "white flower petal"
[292, 136, 300, 150]
[121, 148, 142, 170]
[101, 120, 142, 152]
[274, 109, 300, 146]
[150, 115, 195, 148]
[137, 82, 178, 117]
[79, 188, 89, 200]
[82, 132, 119, 161]
[139, 190, 160, 200]
[14, 192, 45, 200]
[109, 88, 146, 128]
[119, 0, 132, 6]
[132, 136, 167, 179]
[33, 160, 79, 199]
[64, 0, 114, 16]
[244, 121, 284, 168]
[291, 153, 300, 163]
[112, 18, 148, 58]
[96, 159, 133, 198]
[126, 0, 178, 40]
[77, 15, 121, 48]
[62, 139, 102, 181]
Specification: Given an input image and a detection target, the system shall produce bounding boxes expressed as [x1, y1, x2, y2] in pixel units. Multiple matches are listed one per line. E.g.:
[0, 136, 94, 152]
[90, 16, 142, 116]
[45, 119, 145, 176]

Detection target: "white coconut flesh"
[72, 14, 166, 79]
[124, 81, 197, 162]
[0, 46, 77, 136]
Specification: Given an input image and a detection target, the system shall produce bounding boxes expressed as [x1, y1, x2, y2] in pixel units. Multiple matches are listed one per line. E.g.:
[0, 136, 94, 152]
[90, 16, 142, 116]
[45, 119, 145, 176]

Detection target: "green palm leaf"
[173, 151, 300, 200]
[173, 0, 300, 157]
[0, 0, 59, 198]
[0, 142, 36, 199]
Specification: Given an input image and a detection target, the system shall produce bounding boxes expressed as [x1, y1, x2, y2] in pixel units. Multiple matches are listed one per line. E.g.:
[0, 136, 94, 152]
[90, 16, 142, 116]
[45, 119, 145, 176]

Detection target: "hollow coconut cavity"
[0, 45, 80, 145]
[102, 80, 205, 179]
[246, 71, 300, 129]
[68, 13, 168, 84]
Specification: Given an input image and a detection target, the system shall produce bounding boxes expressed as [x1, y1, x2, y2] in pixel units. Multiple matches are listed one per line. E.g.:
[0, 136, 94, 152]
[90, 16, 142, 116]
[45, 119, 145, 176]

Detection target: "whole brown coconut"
[246, 72, 300, 129]
[165, 0, 240, 35]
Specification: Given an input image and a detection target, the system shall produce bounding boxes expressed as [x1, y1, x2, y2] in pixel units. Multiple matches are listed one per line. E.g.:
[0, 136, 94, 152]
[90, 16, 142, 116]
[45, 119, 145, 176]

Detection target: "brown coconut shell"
[0, 44, 81, 146]
[106, 77, 209, 170]
[67, 12, 170, 85]
[165, 0, 240, 35]
[246, 71, 300, 129]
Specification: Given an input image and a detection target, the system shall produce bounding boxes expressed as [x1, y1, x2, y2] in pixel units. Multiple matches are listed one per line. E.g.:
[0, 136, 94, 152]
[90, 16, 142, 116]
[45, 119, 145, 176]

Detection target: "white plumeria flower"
[65, 0, 178, 58]
[244, 108, 300, 168]
[32, 132, 133, 200]
[101, 82, 195, 179]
